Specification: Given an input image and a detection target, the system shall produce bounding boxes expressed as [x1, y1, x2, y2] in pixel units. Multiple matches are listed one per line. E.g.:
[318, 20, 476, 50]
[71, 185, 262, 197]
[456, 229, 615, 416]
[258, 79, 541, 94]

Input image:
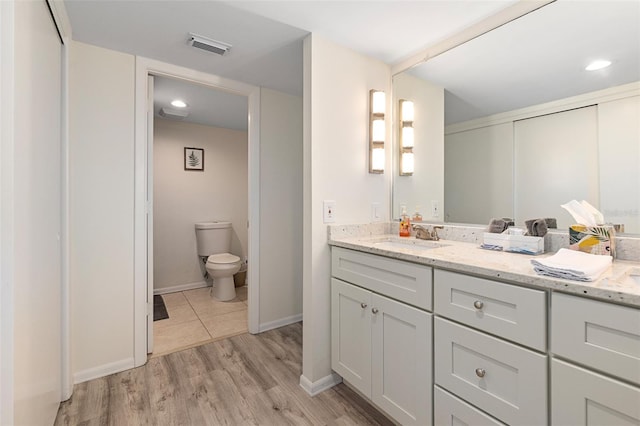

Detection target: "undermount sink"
[601, 267, 640, 288]
[372, 239, 447, 251]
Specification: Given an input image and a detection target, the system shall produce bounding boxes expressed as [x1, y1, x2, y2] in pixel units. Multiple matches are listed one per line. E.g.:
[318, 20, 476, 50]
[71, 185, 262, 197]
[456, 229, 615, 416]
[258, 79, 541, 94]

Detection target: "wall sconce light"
[399, 99, 414, 176]
[369, 89, 386, 173]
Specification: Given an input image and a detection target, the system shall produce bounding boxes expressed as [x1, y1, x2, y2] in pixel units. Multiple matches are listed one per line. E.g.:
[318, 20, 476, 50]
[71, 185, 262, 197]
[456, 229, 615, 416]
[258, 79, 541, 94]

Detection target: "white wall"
[393, 73, 444, 221]
[302, 34, 391, 390]
[69, 41, 136, 381]
[153, 119, 247, 293]
[259, 88, 303, 327]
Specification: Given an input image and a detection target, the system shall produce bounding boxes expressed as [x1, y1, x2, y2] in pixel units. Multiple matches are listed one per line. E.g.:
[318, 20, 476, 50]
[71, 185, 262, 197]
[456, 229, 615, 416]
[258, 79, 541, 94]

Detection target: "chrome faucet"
[413, 224, 444, 241]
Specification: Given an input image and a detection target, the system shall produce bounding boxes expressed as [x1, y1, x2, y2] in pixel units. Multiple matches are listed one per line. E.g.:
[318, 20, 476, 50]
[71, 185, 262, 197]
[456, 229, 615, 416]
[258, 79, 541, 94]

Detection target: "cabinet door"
[371, 293, 432, 425]
[331, 278, 372, 397]
[552, 359, 640, 425]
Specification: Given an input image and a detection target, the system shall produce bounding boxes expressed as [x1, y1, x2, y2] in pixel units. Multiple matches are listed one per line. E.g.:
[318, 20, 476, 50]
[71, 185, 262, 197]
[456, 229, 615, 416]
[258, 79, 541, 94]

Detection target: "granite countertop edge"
[329, 235, 640, 308]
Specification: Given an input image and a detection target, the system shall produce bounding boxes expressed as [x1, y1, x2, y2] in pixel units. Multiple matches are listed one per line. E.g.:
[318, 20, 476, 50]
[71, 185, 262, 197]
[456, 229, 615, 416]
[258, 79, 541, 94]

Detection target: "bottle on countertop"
[399, 205, 411, 237]
[412, 206, 423, 223]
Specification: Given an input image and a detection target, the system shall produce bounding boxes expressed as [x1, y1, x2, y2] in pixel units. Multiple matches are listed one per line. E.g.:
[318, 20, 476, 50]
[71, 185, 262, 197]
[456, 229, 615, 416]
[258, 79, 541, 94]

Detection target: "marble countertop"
[329, 234, 640, 307]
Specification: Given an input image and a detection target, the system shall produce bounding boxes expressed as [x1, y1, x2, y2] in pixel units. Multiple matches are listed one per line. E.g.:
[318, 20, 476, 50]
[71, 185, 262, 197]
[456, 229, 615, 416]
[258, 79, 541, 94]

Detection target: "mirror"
[392, 0, 640, 234]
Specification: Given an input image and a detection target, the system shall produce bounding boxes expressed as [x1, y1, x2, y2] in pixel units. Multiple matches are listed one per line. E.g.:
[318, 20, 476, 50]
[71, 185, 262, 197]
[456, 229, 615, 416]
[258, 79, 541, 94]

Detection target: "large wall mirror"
[392, 0, 640, 234]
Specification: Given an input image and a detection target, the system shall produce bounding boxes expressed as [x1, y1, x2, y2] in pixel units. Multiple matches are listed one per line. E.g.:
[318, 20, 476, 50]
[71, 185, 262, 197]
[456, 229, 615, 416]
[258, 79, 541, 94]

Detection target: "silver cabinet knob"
[474, 300, 484, 310]
[475, 368, 486, 378]
[371, 307, 379, 314]
[361, 303, 368, 309]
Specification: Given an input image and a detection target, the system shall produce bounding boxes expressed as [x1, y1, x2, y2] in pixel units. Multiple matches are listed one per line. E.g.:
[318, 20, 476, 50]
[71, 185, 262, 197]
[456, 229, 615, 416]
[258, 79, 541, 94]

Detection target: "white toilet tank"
[195, 221, 232, 256]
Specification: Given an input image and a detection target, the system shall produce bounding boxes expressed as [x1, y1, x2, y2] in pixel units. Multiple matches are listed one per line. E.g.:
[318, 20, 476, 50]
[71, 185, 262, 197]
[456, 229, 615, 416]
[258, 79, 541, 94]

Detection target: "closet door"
[514, 106, 598, 228]
[13, 1, 63, 424]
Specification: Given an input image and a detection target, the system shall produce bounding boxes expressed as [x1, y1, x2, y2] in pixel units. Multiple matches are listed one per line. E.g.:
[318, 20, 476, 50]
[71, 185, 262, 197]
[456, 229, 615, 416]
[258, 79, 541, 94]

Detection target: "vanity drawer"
[551, 292, 640, 385]
[331, 247, 432, 311]
[434, 269, 547, 351]
[434, 386, 505, 426]
[551, 358, 640, 425]
[434, 317, 547, 426]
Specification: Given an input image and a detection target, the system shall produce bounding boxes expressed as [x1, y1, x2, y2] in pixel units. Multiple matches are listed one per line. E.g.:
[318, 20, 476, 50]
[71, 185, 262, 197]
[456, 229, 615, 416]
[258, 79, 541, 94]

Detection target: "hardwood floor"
[55, 323, 394, 426]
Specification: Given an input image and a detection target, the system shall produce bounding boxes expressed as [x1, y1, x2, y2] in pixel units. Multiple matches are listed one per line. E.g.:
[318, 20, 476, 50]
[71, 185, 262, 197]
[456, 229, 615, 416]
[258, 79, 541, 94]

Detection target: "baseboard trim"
[153, 281, 208, 295]
[258, 314, 302, 333]
[299, 372, 343, 396]
[73, 357, 135, 384]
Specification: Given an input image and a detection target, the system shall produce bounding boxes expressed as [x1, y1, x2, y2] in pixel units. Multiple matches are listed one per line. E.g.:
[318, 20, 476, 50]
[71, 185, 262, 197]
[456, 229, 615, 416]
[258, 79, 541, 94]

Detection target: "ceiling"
[64, 0, 516, 130]
[154, 76, 248, 131]
[64, 1, 638, 130]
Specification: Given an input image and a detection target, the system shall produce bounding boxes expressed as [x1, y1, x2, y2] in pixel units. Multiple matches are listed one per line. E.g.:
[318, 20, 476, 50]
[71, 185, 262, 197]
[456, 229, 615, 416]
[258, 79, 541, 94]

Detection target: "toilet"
[195, 221, 242, 301]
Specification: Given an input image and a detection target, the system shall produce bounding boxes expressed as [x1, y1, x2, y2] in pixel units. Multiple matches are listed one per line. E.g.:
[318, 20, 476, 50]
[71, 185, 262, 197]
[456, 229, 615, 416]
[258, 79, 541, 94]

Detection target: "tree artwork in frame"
[184, 147, 204, 171]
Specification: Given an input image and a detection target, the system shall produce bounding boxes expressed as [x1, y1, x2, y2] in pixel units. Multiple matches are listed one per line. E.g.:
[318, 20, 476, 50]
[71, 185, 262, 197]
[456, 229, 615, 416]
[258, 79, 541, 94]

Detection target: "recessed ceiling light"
[585, 60, 612, 71]
[171, 99, 188, 108]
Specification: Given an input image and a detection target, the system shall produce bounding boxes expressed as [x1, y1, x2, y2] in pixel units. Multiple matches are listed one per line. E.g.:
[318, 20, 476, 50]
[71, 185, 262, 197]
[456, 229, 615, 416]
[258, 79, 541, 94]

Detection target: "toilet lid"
[207, 253, 241, 264]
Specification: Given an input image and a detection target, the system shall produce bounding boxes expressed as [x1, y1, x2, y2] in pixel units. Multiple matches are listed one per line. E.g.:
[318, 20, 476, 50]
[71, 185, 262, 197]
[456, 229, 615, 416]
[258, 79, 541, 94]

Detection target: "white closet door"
[514, 106, 598, 228]
[13, 1, 63, 424]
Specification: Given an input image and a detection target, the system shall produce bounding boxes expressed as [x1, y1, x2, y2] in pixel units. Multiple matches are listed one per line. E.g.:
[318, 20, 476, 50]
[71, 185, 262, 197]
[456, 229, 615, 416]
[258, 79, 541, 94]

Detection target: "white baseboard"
[258, 313, 302, 333]
[73, 357, 135, 384]
[153, 280, 208, 295]
[299, 372, 343, 396]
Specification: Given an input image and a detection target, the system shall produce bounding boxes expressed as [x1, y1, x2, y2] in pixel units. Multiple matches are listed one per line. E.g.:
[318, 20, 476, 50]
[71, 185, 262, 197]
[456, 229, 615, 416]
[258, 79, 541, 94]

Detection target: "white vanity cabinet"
[433, 269, 548, 425]
[550, 293, 640, 425]
[331, 248, 433, 425]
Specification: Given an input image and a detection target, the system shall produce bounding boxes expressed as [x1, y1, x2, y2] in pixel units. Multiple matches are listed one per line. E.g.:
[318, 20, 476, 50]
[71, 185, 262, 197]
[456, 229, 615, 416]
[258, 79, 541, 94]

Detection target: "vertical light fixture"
[369, 89, 386, 173]
[399, 99, 415, 176]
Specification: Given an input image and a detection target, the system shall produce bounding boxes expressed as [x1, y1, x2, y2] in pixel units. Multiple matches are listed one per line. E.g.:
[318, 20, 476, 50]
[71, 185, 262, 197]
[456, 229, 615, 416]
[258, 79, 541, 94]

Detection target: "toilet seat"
[207, 253, 240, 265]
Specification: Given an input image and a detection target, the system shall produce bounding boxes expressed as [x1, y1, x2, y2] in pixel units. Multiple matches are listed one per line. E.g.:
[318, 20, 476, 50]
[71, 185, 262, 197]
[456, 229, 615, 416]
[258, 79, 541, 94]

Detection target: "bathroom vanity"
[329, 227, 640, 425]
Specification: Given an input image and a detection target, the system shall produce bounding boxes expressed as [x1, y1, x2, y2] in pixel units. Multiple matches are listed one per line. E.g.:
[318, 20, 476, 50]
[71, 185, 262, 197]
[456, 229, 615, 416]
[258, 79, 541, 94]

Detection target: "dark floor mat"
[154, 295, 169, 321]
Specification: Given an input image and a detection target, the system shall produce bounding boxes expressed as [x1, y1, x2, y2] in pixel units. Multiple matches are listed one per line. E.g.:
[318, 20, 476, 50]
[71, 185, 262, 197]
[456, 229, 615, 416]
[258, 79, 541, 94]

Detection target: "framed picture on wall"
[184, 147, 204, 171]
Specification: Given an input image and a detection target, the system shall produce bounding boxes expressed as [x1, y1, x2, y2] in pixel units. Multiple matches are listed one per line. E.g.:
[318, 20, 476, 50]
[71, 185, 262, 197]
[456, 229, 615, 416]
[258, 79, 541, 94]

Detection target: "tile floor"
[151, 285, 248, 358]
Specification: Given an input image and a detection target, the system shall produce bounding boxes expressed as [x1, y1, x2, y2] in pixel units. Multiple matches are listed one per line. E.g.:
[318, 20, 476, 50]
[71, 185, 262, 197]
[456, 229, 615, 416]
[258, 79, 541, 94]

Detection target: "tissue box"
[569, 225, 615, 257]
[482, 233, 544, 255]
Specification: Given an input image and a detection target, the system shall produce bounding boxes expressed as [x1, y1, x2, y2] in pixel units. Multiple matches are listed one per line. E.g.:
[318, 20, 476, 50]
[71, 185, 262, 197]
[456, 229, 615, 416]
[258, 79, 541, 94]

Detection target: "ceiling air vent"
[159, 107, 189, 120]
[188, 33, 231, 56]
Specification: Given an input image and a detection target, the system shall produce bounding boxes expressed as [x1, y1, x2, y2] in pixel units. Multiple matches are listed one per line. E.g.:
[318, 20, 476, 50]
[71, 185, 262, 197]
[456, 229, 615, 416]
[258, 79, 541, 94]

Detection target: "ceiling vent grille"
[159, 107, 189, 120]
[188, 33, 231, 56]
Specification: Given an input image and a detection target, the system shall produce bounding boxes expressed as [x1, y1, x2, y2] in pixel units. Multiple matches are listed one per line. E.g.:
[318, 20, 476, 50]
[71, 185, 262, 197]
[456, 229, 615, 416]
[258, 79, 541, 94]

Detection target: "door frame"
[133, 57, 261, 367]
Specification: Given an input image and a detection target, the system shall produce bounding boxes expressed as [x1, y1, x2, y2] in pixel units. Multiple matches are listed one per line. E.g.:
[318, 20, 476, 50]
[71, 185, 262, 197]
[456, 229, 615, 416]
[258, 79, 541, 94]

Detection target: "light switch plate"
[371, 202, 381, 222]
[431, 200, 440, 218]
[323, 200, 336, 223]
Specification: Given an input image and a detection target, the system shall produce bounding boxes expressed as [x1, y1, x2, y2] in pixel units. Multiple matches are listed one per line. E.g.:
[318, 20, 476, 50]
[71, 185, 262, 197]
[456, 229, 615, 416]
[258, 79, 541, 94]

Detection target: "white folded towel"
[531, 248, 612, 282]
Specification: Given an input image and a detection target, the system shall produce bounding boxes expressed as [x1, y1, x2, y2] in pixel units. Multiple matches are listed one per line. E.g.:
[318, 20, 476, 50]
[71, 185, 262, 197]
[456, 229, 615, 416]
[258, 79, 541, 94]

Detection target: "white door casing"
[133, 57, 261, 367]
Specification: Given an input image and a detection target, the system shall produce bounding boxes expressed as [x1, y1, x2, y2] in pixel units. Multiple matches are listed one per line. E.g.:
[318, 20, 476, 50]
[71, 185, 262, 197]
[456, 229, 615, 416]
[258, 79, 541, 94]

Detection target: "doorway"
[133, 57, 261, 367]
[150, 75, 249, 357]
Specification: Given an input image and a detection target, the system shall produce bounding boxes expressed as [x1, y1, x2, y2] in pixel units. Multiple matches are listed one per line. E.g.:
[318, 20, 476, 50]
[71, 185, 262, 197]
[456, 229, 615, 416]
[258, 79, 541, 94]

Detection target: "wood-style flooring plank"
[55, 323, 392, 426]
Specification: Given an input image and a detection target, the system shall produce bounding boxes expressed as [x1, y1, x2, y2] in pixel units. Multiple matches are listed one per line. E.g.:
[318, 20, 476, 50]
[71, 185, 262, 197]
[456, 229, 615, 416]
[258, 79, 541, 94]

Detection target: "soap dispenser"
[412, 206, 423, 223]
[400, 205, 411, 237]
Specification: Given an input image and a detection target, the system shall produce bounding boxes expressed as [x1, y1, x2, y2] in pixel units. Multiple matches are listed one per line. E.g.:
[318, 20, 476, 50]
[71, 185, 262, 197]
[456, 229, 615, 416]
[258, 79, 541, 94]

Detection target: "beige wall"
[68, 40, 305, 382]
[69, 41, 135, 381]
[153, 119, 248, 293]
[302, 34, 392, 388]
[259, 88, 303, 327]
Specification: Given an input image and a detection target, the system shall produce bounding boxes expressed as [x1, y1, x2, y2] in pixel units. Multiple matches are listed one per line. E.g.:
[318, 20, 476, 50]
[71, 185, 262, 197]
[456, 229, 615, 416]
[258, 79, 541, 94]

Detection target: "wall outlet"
[371, 202, 382, 222]
[323, 200, 336, 223]
[431, 200, 440, 218]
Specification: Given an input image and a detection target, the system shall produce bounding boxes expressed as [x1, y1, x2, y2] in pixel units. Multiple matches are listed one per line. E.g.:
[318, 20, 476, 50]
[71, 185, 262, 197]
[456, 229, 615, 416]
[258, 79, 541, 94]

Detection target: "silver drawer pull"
[475, 368, 486, 378]
[361, 303, 368, 309]
[371, 308, 379, 314]
[473, 300, 484, 310]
